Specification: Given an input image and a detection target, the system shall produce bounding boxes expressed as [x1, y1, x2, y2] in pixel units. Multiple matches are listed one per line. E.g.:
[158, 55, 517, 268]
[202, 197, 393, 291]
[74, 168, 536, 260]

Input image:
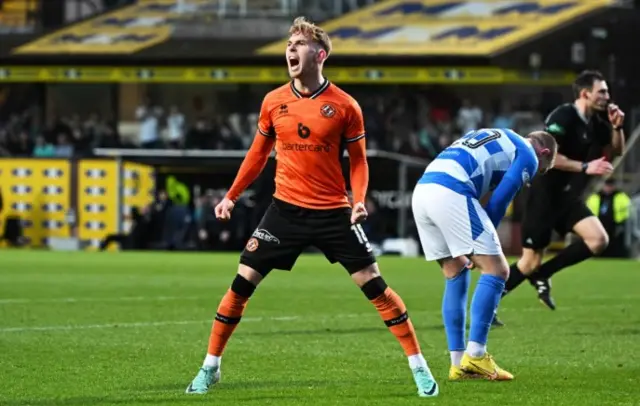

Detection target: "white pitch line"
[0, 315, 302, 333]
[0, 296, 204, 305]
[1, 293, 636, 305]
[0, 303, 632, 334]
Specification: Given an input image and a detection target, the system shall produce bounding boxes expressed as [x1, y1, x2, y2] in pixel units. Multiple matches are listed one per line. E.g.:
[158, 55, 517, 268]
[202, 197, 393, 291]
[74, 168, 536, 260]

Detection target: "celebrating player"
[186, 17, 439, 398]
[412, 128, 557, 380]
[494, 70, 625, 325]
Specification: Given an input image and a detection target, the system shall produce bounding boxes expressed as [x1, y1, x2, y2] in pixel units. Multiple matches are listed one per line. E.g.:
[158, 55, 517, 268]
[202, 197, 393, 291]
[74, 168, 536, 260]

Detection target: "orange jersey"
[254, 80, 367, 209]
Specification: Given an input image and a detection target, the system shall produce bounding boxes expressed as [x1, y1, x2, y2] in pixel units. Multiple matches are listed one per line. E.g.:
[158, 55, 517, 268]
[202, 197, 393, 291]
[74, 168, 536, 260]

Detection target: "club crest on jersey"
[246, 238, 259, 252]
[522, 168, 531, 186]
[321, 104, 336, 118]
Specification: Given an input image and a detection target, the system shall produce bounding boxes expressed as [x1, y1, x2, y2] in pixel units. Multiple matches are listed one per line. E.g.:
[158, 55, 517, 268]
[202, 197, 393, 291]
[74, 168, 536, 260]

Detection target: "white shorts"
[411, 183, 502, 261]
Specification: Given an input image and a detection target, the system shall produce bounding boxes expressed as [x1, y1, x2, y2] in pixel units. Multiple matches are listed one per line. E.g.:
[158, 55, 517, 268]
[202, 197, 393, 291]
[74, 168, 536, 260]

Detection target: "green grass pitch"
[0, 251, 638, 405]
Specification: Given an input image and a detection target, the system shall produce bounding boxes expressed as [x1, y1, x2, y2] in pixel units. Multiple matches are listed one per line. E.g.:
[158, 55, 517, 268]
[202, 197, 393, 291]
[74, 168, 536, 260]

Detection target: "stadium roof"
[0, 0, 625, 67]
[257, 0, 616, 57]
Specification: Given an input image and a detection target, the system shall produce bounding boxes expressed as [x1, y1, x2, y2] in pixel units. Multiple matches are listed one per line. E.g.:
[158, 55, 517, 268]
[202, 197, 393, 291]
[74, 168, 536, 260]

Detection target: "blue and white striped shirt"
[418, 128, 539, 227]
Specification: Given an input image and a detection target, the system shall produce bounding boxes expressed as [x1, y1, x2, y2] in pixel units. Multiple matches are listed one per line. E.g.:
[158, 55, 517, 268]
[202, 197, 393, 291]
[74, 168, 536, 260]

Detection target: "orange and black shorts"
[239, 198, 376, 276]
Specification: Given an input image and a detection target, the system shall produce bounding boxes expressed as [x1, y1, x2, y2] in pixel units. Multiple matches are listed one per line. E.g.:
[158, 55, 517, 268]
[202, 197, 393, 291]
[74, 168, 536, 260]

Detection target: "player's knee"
[440, 257, 470, 279]
[492, 262, 510, 281]
[585, 232, 609, 254]
[360, 275, 388, 300]
[474, 255, 509, 280]
[237, 264, 265, 288]
[350, 262, 381, 288]
[230, 273, 257, 298]
[518, 250, 543, 275]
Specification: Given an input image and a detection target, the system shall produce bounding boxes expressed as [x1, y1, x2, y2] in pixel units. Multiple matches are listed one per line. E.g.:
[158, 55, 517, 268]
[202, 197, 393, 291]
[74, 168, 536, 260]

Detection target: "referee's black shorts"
[239, 198, 376, 276]
[520, 188, 593, 250]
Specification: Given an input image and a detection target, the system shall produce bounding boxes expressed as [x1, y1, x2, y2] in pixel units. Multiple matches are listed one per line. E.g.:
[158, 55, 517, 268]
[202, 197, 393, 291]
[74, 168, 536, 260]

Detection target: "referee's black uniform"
[521, 103, 612, 251]
[493, 70, 625, 327]
[499, 103, 615, 311]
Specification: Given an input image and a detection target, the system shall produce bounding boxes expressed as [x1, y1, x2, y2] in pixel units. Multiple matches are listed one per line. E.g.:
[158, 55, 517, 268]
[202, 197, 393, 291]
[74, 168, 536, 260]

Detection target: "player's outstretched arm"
[346, 137, 368, 206]
[346, 136, 369, 223]
[344, 99, 369, 215]
[225, 133, 275, 203]
[551, 154, 584, 172]
[553, 154, 613, 175]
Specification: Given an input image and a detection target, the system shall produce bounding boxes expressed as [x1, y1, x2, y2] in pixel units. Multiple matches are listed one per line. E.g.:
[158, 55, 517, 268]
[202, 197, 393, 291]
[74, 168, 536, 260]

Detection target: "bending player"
[494, 70, 625, 325]
[412, 128, 557, 380]
[186, 17, 439, 398]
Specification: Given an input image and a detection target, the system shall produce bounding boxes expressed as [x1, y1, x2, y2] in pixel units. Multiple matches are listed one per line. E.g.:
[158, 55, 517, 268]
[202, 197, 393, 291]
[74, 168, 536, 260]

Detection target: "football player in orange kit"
[185, 17, 439, 398]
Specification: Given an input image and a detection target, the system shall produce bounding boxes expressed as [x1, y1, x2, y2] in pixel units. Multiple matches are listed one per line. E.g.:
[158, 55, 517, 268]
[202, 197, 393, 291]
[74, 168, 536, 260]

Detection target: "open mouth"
[288, 56, 300, 69]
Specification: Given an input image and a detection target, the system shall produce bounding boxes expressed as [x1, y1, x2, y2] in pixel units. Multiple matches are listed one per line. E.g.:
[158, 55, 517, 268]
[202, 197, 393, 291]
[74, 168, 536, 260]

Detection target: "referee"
[495, 70, 626, 325]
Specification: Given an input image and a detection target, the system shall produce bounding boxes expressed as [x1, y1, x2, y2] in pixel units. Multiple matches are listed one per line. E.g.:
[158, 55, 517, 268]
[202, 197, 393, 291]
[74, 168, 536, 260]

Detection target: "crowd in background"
[0, 105, 127, 158]
[0, 84, 565, 254]
[0, 87, 550, 160]
[99, 186, 388, 253]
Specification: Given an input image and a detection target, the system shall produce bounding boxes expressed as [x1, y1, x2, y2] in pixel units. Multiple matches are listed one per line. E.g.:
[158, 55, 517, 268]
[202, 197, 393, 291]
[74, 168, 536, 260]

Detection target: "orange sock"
[207, 289, 249, 356]
[370, 287, 421, 356]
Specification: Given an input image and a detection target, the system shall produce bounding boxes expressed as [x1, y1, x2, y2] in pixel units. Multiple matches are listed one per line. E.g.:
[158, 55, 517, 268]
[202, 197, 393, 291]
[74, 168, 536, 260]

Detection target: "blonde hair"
[527, 131, 558, 170]
[289, 16, 332, 56]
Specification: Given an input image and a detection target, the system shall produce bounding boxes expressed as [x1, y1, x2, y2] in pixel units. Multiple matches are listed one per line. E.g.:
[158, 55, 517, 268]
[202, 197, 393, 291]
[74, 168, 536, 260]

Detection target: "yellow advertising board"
[0, 159, 71, 247]
[0, 66, 577, 85]
[13, 0, 212, 54]
[77, 160, 119, 248]
[257, 0, 613, 56]
[122, 162, 155, 234]
[0, 158, 155, 250]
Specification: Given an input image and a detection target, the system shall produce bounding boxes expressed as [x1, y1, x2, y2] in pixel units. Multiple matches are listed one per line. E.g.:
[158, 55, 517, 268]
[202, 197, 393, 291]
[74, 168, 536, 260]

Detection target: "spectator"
[185, 118, 214, 149]
[0, 129, 10, 157]
[456, 99, 483, 133]
[398, 131, 429, 158]
[97, 125, 122, 148]
[493, 102, 515, 129]
[136, 96, 162, 148]
[33, 135, 55, 157]
[9, 131, 33, 156]
[54, 133, 74, 157]
[215, 116, 243, 150]
[167, 105, 185, 148]
[437, 133, 452, 153]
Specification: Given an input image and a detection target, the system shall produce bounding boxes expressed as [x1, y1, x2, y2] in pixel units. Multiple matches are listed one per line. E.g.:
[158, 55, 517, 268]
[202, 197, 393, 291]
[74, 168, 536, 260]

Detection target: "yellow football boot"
[460, 353, 514, 381]
[448, 365, 483, 381]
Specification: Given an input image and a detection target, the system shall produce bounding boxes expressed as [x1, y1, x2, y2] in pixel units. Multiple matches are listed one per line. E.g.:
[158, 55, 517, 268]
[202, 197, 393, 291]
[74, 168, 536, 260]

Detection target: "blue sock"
[469, 274, 506, 346]
[442, 266, 471, 352]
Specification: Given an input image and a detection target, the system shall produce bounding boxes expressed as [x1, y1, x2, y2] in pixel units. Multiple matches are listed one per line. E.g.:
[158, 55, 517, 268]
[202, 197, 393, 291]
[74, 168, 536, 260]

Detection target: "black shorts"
[239, 198, 377, 275]
[520, 188, 593, 250]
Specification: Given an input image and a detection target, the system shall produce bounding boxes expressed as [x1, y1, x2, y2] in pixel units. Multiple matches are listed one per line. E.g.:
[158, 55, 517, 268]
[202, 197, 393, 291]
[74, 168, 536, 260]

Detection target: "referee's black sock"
[502, 262, 529, 297]
[533, 240, 593, 280]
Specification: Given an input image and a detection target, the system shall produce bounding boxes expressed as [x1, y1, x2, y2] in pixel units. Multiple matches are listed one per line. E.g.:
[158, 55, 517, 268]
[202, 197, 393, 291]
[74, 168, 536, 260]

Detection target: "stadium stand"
[0, 0, 637, 256]
[0, 0, 37, 31]
[0, 86, 548, 159]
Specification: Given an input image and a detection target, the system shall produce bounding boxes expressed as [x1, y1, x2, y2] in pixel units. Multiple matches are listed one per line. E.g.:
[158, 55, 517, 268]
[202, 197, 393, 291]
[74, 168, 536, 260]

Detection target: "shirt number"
[456, 129, 502, 149]
[351, 224, 372, 252]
